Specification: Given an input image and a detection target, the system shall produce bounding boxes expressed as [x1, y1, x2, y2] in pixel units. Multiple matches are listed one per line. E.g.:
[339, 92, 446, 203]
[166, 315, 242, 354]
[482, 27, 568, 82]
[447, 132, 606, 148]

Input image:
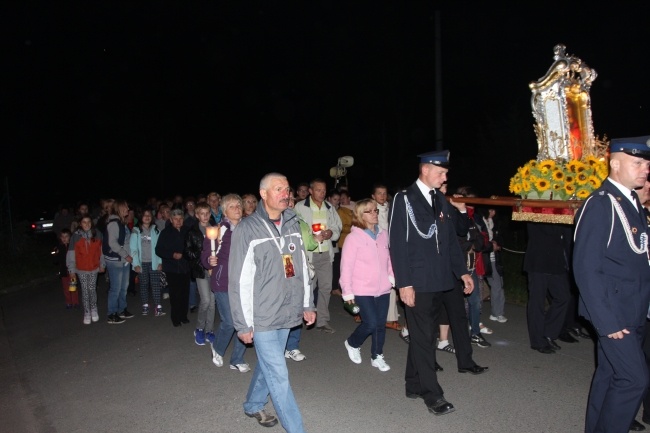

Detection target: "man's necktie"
[429, 190, 437, 215]
[631, 190, 646, 224]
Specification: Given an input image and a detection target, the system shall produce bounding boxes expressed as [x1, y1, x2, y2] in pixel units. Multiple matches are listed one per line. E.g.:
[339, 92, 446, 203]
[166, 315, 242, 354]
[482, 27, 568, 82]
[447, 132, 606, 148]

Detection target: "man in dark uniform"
[523, 222, 572, 354]
[388, 150, 474, 416]
[573, 136, 650, 433]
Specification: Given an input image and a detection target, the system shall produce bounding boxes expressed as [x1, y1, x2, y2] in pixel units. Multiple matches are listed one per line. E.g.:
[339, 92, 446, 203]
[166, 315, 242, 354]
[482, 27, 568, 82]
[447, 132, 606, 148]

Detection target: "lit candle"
[205, 226, 220, 256]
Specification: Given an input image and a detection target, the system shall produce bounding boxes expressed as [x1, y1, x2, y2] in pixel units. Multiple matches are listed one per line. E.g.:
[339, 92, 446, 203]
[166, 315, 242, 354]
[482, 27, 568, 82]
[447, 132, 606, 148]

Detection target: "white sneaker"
[211, 346, 223, 367]
[285, 349, 306, 361]
[90, 308, 99, 322]
[162, 293, 169, 300]
[479, 323, 493, 335]
[344, 340, 362, 364]
[489, 315, 508, 323]
[83, 313, 91, 325]
[230, 363, 251, 373]
[371, 354, 390, 372]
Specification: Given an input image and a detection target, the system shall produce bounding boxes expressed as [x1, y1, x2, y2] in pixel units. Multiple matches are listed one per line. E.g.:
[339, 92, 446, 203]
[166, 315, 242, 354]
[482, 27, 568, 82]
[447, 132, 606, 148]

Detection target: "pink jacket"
[339, 226, 394, 300]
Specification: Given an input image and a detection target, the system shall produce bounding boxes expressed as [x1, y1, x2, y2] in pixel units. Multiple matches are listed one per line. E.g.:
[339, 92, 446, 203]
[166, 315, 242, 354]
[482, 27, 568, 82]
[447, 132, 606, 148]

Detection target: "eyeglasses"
[363, 209, 379, 214]
[244, 200, 257, 204]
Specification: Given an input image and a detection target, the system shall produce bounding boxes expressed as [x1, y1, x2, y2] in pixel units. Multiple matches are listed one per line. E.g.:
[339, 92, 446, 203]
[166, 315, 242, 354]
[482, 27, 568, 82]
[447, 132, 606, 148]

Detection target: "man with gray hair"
[229, 172, 316, 432]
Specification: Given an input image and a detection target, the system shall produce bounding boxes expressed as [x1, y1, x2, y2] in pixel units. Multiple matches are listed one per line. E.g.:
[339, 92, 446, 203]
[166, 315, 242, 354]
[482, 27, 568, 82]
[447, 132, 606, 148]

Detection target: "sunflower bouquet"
[509, 155, 608, 200]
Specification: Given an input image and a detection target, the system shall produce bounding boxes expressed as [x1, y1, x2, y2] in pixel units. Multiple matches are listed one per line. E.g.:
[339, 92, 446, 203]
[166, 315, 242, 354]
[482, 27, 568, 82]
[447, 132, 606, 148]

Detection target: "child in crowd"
[54, 228, 78, 309]
[67, 216, 105, 325]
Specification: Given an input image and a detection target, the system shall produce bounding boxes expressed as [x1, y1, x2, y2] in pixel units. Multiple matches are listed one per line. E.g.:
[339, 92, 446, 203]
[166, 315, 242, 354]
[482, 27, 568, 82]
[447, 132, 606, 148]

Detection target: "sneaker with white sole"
[245, 410, 278, 427]
[107, 313, 125, 324]
[211, 346, 224, 367]
[230, 363, 251, 373]
[489, 315, 508, 323]
[83, 313, 91, 325]
[344, 340, 362, 364]
[154, 306, 166, 317]
[90, 307, 99, 322]
[119, 309, 134, 319]
[471, 334, 491, 348]
[371, 354, 390, 371]
[194, 328, 205, 346]
[142, 304, 149, 315]
[285, 349, 306, 361]
[479, 323, 493, 334]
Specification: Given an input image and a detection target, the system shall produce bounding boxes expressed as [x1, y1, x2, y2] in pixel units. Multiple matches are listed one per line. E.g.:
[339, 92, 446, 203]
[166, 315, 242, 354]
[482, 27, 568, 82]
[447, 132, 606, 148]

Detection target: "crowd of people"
[49, 137, 650, 433]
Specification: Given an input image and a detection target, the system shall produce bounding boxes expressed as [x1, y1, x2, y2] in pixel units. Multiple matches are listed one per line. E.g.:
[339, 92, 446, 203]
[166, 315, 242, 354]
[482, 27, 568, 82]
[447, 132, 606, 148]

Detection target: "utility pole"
[434, 10, 443, 151]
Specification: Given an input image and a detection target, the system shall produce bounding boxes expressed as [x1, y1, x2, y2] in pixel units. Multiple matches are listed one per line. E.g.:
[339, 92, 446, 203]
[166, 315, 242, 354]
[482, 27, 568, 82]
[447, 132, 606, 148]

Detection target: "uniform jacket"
[294, 197, 342, 263]
[523, 222, 572, 275]
[573, 179, 650, 336]
[388, 182, 467, 292]
[339, 225, 394, 300]
[228, 203, 315, 334]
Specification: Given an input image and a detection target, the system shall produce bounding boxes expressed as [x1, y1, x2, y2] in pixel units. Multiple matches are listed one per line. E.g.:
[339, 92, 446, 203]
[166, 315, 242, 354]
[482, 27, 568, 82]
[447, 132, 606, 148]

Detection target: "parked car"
[30, 211, 55, 235]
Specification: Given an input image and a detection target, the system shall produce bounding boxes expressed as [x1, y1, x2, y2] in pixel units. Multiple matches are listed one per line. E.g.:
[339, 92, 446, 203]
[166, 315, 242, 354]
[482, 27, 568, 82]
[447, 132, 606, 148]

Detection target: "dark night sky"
[4, 3, 650, 216]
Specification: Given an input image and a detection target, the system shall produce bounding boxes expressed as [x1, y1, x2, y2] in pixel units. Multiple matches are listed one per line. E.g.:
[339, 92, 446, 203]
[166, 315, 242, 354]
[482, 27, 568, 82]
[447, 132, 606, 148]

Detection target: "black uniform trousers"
[404, 291, 445, 405]
[526, 272, 570, 349]
[440, 285, 476, 369]
[586, 326, 647, 433]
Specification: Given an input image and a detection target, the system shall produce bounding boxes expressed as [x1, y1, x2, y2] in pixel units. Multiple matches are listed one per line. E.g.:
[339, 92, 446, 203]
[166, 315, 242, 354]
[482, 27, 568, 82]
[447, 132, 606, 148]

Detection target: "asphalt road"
[0, 277, 641, 433]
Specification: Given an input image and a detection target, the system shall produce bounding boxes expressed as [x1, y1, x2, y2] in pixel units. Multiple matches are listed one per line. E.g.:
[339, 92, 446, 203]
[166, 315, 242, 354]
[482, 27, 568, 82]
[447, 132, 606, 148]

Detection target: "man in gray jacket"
[229, 172, 316, 432]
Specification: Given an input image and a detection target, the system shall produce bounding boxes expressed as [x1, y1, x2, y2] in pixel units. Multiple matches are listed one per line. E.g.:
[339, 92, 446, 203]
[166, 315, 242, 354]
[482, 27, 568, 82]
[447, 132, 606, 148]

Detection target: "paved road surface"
[0, 277, 635, 433]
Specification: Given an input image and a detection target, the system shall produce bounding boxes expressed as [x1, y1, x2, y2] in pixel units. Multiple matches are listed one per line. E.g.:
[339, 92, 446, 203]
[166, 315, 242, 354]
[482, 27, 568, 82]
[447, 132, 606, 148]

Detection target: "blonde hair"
[351, 198, 376, 229]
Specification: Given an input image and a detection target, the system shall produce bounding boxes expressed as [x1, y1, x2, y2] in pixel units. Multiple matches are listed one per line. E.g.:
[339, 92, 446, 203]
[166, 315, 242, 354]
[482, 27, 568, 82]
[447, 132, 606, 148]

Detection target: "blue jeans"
[286, 325, 302, 352]
[189, 279, 198, 308]
[347, 293, 390, 358]
[213, 292, 246, 365]
[244, 328, 305, 433]
[106, 260, 130, 315]
[465, 272, 481, 336]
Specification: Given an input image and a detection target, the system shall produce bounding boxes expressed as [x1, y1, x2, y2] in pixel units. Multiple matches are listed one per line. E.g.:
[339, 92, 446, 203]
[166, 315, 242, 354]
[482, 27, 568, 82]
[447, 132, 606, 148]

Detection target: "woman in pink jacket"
[340, 198, 395, 372]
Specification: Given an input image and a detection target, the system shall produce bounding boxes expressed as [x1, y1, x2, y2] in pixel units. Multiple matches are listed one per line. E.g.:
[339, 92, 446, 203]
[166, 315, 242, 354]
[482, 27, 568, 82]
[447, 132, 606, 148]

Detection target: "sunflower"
[534, 178, 551, 191]
[585, 155, 600, 167]
[576, 172, 589, 185]
[522, 179, 531, 193]
[567, 161, 580, 173]
[587, 175, 602, 189]
[564, 174, 575, 184]
[565, 184, 576, 195]
[552, 170, 564, 181]
[539, 159, 556, 171]
[576, 188, 591, 199]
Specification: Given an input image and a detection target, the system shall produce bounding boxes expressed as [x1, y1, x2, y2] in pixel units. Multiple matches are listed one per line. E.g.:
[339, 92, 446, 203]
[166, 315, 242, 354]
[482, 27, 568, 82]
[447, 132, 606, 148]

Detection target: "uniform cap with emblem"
[609, 136, 650, 160]
[418, 150, 450, 167]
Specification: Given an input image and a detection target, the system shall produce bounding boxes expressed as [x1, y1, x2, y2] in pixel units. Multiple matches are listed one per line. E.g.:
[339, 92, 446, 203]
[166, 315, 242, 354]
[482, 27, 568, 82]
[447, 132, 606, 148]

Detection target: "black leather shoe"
[532, 346, 556, 354]
[568, 327, 591, 339]
[435, 362, 443, 372]
[427, 398, 455, 416]
[558, 332, 579, 343]
[544, 337, 561, 350]
[458, 365, 489, 375]
[630, 420, 646, 431]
